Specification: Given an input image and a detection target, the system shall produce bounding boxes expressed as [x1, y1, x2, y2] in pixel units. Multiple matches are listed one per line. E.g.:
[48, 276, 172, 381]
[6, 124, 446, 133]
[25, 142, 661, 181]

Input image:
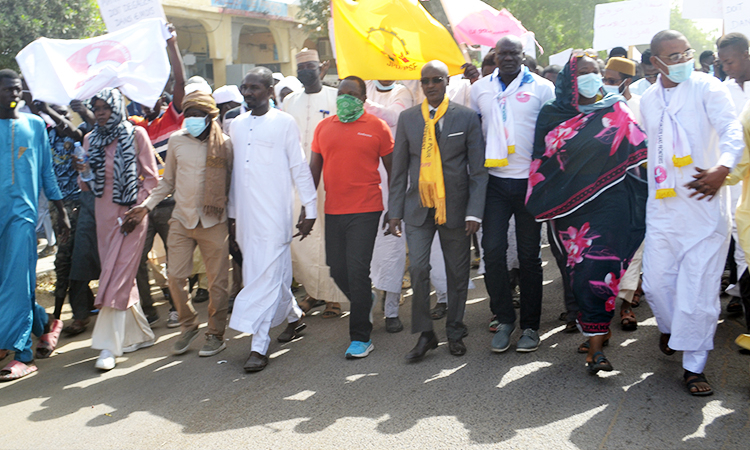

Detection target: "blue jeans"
[482, 176, 543, 330]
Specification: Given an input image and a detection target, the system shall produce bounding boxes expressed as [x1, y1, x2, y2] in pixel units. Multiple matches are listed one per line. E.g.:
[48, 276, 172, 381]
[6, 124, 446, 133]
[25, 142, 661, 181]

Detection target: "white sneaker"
[95, 350, 116, 370]
[166, 311, 180, 328]
[122, 340, 155, 354]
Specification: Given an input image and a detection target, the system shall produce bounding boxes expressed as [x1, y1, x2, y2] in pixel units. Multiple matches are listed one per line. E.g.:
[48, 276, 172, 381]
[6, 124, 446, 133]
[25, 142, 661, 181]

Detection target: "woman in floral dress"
[526, 52, 648, 374]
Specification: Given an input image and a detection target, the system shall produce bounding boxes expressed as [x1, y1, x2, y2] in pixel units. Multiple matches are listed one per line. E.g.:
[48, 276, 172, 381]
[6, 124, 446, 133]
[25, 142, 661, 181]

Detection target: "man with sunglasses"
[470, 36, 555, 354]
[640, 30, 744, 396]
[630, 50, 660, 96]
[388, 61, 488, 360]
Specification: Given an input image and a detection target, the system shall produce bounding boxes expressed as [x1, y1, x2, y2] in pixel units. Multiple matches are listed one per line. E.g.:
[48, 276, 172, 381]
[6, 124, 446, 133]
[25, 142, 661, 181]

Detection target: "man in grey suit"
[388, 61, 488, 360]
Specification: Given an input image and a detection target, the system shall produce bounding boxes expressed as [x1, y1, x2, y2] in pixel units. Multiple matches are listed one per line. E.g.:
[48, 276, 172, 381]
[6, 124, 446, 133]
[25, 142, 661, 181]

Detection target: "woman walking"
[526, 52, 648, 374]
[80, 88, 158, 370]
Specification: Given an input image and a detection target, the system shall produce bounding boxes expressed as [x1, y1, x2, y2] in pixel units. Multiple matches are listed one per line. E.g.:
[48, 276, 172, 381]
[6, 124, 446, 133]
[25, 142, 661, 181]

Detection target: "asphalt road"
[1, 246, 749, 449]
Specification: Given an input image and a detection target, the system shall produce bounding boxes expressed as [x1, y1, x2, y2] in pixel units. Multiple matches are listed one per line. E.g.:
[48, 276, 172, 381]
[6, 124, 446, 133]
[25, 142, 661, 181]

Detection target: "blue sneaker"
[345, 340, 374, 359]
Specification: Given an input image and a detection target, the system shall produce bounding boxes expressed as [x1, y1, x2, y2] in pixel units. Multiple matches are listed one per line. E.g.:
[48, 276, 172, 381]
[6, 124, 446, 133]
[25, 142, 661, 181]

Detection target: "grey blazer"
[389, 101, 488, 229]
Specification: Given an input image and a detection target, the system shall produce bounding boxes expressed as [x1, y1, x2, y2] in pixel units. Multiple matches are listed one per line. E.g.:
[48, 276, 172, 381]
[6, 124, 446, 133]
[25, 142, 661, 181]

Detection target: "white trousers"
[91, 303, 154, 357]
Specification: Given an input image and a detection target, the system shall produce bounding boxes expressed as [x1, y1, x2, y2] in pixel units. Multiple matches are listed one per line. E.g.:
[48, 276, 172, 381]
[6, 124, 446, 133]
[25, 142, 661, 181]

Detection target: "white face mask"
[577, 73, 603, 98]
[602, 85, 620, 95]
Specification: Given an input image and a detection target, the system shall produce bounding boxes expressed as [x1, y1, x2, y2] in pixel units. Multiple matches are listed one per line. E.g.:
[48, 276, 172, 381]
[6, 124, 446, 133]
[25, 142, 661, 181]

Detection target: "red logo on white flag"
[66, 41, 131, 88]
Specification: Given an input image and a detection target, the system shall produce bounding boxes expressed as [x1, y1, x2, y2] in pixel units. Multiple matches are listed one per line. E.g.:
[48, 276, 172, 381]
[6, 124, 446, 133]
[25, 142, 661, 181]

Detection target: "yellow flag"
[332, 0, 467, 80]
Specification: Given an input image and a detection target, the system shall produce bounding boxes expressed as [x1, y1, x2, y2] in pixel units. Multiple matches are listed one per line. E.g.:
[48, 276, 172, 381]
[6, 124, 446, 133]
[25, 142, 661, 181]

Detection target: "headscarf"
[526, 54, 647, 221]
[87, 88, 139, 205]
[181, 91, 230, 217]
[535, 54, 624, 144]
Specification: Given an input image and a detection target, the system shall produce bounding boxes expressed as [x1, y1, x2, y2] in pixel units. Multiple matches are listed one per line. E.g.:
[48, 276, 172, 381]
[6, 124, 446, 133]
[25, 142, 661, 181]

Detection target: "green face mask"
[336, 94, 364, 123]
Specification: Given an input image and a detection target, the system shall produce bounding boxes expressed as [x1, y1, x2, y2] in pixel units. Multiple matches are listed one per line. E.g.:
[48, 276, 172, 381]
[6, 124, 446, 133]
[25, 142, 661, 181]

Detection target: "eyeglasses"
[572, 49, 598, 59]
[420, 77, 445, 85]
[660, 48, 695, 64]
[603, 77, 624, 85]
[644, 74, 658, 80]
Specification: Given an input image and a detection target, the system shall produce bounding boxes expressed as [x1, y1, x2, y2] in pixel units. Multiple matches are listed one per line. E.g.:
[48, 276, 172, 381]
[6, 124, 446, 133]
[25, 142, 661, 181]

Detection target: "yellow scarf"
[419, 95, 449, 225]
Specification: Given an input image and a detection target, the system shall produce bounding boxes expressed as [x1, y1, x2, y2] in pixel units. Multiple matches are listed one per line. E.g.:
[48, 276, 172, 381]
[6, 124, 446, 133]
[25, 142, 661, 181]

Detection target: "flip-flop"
[659, 333, 676, 356]
[430, 303, 447, 320]
[587, 351, 613, 374]
[684, 371, 713, 396]
[36, 319, 63, 359]
[0, 360, 38, 382]
[321, 302, 341, 319]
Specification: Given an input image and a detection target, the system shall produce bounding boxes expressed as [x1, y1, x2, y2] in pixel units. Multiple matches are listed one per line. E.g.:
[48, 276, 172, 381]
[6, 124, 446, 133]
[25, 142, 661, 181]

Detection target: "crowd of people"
[2, 25, 750, 399]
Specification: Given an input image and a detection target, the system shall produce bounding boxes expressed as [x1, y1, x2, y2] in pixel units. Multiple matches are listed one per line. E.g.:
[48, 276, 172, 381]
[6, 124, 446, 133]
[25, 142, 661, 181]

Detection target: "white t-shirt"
[470, 71, 555, 179]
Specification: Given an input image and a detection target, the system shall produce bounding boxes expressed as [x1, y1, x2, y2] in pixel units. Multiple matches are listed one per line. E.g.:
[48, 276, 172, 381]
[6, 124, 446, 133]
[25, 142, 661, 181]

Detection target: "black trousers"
[406, 213, 471, 342]
[325, 212, 380, 343]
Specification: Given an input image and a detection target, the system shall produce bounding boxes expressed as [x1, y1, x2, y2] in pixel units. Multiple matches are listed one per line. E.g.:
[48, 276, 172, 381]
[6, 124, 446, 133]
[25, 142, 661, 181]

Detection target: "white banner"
[593, 1, 670, 51]
[16, 18, 171, 107]
[548, 48, 572, 68]
[682, 0, 723, 20]
[97, 0, 167, 33]
[723, 0, 750, 39]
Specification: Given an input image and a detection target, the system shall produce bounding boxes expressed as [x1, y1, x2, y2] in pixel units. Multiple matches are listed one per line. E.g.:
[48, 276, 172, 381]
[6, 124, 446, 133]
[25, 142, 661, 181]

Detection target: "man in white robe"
[283, 49, 347, 317]
[365, 80, 413, 332]
[228, 67, 318, 373]
[641, 30, 744, 395]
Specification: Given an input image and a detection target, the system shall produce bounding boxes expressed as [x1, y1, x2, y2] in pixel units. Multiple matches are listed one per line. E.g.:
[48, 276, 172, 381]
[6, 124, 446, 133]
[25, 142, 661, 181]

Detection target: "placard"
[723, 0, 750, 40]
[593, 1, 670, 51]
[548, 48, 572, 68]
[97, 0, 167, 33]
[683, 0, 723, 20]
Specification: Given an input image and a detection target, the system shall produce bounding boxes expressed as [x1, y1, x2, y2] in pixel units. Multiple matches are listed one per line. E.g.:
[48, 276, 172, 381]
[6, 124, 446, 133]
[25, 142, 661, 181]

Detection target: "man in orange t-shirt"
[309, 75, 393, 359]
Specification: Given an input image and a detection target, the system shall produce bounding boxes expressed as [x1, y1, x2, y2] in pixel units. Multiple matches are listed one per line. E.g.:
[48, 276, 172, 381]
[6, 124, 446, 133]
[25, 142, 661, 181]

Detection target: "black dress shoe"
[405, 332, 438, 361]
[243, 351, 268, 372]
[193, 288, 209, 303]
[277, 321, 307, 342]
[385, 317, 404, 333]
[449, 338, 467, 356]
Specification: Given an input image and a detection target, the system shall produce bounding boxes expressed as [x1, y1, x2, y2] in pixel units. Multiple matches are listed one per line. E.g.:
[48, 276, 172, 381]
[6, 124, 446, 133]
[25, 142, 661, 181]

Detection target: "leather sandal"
[321, 302, 341, 319]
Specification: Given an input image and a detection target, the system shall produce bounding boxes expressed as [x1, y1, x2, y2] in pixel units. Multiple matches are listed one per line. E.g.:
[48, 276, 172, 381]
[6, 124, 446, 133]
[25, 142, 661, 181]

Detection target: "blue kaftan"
[0, 113, 62, 361]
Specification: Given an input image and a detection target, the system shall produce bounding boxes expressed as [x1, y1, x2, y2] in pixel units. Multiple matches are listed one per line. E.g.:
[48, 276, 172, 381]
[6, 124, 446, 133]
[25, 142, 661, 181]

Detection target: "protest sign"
[16, 18, 171, 107]
[593, 1, 670, 51]
[682, 0, 722, 20]
[548, 48, 572, 68]
[97, 0, 167, 32]
[723, 0, 750, 39]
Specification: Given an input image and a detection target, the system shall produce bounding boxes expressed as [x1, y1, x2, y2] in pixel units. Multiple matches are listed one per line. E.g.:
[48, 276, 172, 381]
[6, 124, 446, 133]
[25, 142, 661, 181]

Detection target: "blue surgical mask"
[184, 117, 209, 137]
[656, 57, 694, 84]
[577, 73, 603, 98]
[602, 85, 620, 95]
[374, 80, 395, 91]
